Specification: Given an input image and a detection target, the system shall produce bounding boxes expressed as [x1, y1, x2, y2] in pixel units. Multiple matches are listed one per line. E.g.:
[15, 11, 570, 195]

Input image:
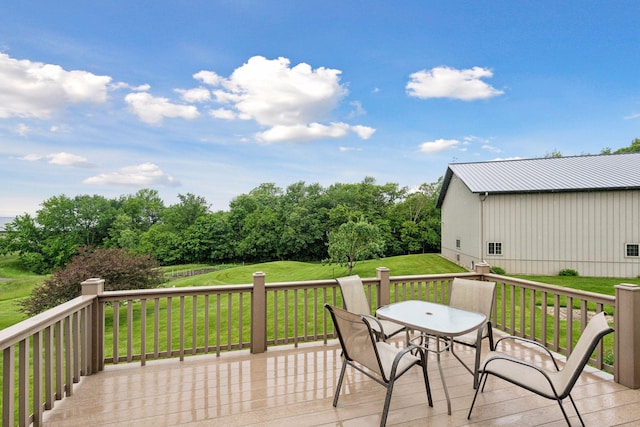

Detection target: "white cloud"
[50, 124, 71, 133]
[47, 152, 93, 167]
[256, 122, 351, 143]
[407, 66, 504, 100]
[482, 144, 502, 153]
[111, 82, 151, 92]
[351, 125, 376, 140]
[19, 154, 43, 161]
[347, 100, 366, 118]
[209, 108, 237, 120]
[624, 112, 640, 120]
[175, 87, 211, 103]
[17, 151, 92, 167]
[14, 123, 30, 136]
[492, 156, 523, 161]
[193, 70, 223, 86]
[419, 138, 460, 153]
[0, 53, 112, 119]
[124, 92, 200, 124]
[198, 56, 374, 142]
[83, 162, 179, 187]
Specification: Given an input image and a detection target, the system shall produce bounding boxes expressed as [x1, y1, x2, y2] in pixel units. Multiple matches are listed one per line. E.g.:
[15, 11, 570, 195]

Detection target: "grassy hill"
[169, 254, 467, 286]
[0, 253, 465, 329]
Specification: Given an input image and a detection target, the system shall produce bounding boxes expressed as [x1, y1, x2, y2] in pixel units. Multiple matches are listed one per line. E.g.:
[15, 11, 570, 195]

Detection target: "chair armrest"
[361, 314, 386, 339]
[494, 336, 560, 371]
[481, 352, 561, 397]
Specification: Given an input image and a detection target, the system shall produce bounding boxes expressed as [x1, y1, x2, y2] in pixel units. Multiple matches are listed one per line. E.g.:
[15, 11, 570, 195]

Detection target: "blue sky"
[1, 1, 639, 216]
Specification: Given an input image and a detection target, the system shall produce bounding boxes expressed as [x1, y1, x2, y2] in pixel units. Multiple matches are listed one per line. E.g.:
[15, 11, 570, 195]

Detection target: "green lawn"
[0, 254, 47, 329]
[2, 253, 639, 331]
[511, 274, 640, 296]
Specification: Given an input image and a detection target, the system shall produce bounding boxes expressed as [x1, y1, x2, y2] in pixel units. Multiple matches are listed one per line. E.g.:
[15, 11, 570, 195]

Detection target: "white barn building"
[436, 153, 640, 277]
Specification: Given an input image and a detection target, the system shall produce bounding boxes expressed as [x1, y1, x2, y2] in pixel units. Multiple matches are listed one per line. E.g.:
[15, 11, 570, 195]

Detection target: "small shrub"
[490, 266, 506, 275]
[559, 269, 579, 277]
[19, 246, 164, 316]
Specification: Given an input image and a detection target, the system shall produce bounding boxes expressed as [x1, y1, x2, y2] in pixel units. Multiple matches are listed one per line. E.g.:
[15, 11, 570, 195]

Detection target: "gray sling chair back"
[468, 311, 614, 427]
[325, 304, 432, 427]
[448, 278, 497, 383]
[336, 275, 408, 342]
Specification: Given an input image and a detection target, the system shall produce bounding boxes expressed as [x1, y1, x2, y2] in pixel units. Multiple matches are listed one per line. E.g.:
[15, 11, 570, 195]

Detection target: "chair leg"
[381, 378, 395, 427]
[487, 323, 495, 351]
[566, 394, 585, 427]
[420, 355, 433, 407]
[467, 371, 487, 420]
[333, 361, 347, 407]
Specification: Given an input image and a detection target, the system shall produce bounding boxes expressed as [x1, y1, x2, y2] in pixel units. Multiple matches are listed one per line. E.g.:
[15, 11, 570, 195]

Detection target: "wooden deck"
[42, 336, 640, 426]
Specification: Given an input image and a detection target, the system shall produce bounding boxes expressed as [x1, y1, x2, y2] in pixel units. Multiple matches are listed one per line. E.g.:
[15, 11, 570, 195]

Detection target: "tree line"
[0, 177, 443, 274]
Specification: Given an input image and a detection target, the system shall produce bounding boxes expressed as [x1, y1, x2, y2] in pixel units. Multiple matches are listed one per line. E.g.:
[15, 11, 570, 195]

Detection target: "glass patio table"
[376, 300, 486, 415]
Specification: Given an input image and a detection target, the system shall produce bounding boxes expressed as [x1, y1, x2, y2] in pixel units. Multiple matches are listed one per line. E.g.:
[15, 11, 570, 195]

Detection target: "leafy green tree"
[238, 206, 281, 261]
[0, 214, 47, 272]
[544, 149, 563, 158]
[277, 182, 330, 260]
[138, 224, 184, 265]
[325, 218, 385, 275]
[182, 212, 236, 263]
[107, 189, 165, 249]
[1, 194, 118, 272]
[19, 247, 164, 316]
[614, 138, 640, 154]
[162, 193, 210, 230]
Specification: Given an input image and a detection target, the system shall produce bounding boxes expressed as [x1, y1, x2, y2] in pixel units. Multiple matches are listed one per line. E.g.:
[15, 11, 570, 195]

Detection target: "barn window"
[626, 244, 640, 257]
[456, 239, 461, 249]
[487, 242, 502, 255]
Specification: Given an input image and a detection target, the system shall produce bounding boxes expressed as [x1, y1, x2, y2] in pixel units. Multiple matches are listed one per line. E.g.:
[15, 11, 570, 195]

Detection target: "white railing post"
[615, 283, 640, 388]
[251, 272, 267, 354]
[82, 278, 104, 374]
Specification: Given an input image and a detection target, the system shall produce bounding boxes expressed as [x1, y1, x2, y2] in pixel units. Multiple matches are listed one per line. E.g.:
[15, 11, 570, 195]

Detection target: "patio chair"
[448, 278, 497, 381]
[467, 311, 614, 427]
[336, 275, 408, 342]
[325, 304, 432, 427]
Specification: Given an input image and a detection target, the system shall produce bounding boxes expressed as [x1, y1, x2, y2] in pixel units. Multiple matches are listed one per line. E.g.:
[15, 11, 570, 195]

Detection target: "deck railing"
[1, 264, 639, 426]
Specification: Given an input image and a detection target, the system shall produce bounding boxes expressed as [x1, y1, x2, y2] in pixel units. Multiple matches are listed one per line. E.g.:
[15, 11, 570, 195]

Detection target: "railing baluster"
[127, 299, 133, 363]
[19, 338, 29, 426]
[33, 330, 43, 426]
[204, 294, 210, 353]
[216, 294, 221, 356]
[294, 290, 299, 347]
[55, 321, 63, 401]
[64, 316, 73, 396]
[140, 299, 147, 366]
[73, 311, 80, 382]
[226, 293, 232, 351]
[567, 296, 574, 353]
[166, 296, 172, 358]
[192, 295, 197, 355]
[44, 326, 53, 410]
[273, 290, 279, 345]
[529, 289, 536, 341]
[3, 346, 15, 427]
[179, 296, 185, 361]
[154, 298, 159, 358]
[284, 289, 289, 344]
[238, 292, 243, 348]
[113, 301, 120, 364]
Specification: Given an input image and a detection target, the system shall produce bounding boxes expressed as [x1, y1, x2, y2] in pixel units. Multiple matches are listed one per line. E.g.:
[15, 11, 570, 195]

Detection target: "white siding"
[440, 175, 482, 270]
[481, 190, 640, 277]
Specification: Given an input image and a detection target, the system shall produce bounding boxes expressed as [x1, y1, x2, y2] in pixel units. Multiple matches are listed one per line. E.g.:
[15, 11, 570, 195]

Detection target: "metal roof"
[437, 153, 640, 207]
